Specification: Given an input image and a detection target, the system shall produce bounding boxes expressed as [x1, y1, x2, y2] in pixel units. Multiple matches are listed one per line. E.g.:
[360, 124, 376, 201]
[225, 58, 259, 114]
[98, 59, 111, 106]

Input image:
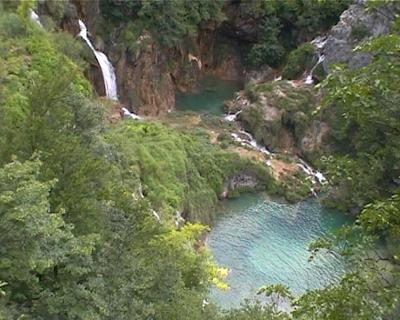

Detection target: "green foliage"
[220, 301, 289, 320]
[299, 209, 400, 320]
[242, 81, 317, 151]
[359, 193, 400, 248]
[282, 43, 316, 79]
[258, 284, 293, 303]
[0, 11, 230, 317]
[246, 16, 285, 68]
[42, 0, 66, 25]
[0, 158, 100, 318]
[0, 12, 25, 37]
[294, 271, 399, 319]
[242, 0, 350, 67]
[102, 0, 224, 48]
[2, 3, 400, 320]
[321, 34, 400, 211]
[16, 0, 35, 24]
[105, 121, 270, 223]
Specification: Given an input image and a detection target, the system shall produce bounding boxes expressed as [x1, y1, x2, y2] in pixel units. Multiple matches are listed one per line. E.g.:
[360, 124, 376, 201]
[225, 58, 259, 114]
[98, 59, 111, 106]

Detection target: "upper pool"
[175, 76, 242, 115]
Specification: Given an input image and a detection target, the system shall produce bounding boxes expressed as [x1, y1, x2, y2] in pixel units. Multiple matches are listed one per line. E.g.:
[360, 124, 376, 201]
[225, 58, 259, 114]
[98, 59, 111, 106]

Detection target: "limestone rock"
[115, 33, 175, 116]
[322, 1, 400, 71]
[220, 173, 260, 199]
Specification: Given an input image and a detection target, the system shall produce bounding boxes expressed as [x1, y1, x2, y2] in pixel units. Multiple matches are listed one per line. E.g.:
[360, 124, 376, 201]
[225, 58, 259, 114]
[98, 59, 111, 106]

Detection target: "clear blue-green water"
[175, 76, 242, 115]
[207, 193, 350, 309]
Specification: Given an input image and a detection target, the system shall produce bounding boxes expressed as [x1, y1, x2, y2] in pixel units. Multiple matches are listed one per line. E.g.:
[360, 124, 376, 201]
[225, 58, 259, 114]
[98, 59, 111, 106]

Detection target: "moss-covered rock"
[105, 121, 273, 224]
[282, 43, 316, 80]
[238, 81, 319, 153]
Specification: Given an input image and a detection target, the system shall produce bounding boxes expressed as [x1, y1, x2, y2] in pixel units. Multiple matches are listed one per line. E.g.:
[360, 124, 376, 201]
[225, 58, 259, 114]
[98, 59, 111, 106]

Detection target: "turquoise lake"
[175, 76, 242, 115]
[207, 193, 350, 309]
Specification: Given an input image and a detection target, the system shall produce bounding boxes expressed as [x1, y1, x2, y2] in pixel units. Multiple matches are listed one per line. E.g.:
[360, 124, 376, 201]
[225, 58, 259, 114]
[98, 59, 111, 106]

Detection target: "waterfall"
[305, 54, 325, 84]
[122, 107, 141, 120]
[224, 110, 242, 122]
[297, 159, 327, 185]
[231, 131, 270, 155]
[29, 10, 42, 26]
[151, 210, 161, 222]
[78, 20, 118, 100]
[305, 36, 327, 84]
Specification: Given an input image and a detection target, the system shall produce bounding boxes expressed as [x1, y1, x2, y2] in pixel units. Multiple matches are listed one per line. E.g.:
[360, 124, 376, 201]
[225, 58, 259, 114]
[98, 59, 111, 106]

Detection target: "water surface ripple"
[207, 193, 350, 308]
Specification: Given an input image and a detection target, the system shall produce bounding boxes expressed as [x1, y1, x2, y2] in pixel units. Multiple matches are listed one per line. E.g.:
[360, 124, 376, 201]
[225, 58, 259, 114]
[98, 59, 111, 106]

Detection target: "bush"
[0, 12, 25, 37]
[282, 43, 316, 79]
[105, 121, 271, 224]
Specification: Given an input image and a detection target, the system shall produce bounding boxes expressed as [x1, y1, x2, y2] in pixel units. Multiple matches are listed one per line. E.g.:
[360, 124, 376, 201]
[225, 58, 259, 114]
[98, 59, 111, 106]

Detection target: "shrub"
[0, 12, 25, 37]
[282, 43, 316, 79]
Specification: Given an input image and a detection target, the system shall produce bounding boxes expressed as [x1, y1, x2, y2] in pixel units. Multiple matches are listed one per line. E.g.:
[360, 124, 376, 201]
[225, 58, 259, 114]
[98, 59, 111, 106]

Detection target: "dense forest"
[0, 0, 399, 319]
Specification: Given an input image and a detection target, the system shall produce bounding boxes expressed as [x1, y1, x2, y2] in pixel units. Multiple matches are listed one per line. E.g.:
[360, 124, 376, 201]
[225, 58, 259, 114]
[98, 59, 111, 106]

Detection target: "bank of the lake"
[207, 193, 351, 309]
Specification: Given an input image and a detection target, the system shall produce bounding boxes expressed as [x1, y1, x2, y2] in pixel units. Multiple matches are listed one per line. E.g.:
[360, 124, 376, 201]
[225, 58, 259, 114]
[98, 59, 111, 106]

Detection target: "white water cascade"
[78, 20, 118, 100]
[231, 131, 271, 155]
[224, 110, 242, 122]
[230, 129, 327, 196]
[122, 107, 141, 120]
[297, 159, 327, 185]
[29, 10, 42, 26]
[305, 36, 327, 84]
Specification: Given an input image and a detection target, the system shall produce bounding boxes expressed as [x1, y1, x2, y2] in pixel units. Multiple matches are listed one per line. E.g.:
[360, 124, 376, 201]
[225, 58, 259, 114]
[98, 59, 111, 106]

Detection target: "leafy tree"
[101, 0, 224, 47]
[321, 34, 400, 211]
[282, 43, 316, 79]
[0, 158, 100, 318]
[220, 301, 289, 320]
[242, 0, 349, 67]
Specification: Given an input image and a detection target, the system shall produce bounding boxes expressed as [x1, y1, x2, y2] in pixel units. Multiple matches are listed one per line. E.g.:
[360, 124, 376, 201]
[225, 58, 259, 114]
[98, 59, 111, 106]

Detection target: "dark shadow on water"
[175, 76, 243, 115]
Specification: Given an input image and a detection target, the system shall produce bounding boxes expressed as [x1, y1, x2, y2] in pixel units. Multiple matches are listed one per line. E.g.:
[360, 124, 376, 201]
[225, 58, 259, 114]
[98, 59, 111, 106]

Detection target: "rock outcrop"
[322, 1, 400, 71]
[220, 172, 260, 199]
[225, 80, 324, 156]
[114, 34, 176, 116]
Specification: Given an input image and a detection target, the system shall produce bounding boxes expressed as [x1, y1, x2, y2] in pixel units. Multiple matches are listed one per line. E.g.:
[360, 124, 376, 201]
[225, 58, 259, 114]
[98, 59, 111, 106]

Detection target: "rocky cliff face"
[113, 34, 176, 116]
[322, 1, 400, 71]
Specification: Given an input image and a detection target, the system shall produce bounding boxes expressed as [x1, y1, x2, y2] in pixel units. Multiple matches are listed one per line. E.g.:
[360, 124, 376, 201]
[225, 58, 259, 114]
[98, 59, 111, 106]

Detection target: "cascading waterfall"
[230, 131, 271, 155]
[122, 107, 141, 120]
[29, 10, 42, 26]
[224, 110, 242, 122]
[297, 159, 327, 185]
[305, 36, 327, 84]
[78, 20, 118, 100]
[230, 129, 326, 194]
[305, 54, 325, 84]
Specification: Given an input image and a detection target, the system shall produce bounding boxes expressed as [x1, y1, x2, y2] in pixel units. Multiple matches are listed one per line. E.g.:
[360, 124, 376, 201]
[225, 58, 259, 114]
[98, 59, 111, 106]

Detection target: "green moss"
[105, 121, 271, 224]
[274, 171, 313, 203]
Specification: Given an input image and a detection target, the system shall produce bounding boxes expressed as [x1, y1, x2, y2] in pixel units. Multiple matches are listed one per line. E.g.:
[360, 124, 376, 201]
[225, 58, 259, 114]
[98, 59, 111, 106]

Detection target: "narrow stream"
[207, 193, 350, 309]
